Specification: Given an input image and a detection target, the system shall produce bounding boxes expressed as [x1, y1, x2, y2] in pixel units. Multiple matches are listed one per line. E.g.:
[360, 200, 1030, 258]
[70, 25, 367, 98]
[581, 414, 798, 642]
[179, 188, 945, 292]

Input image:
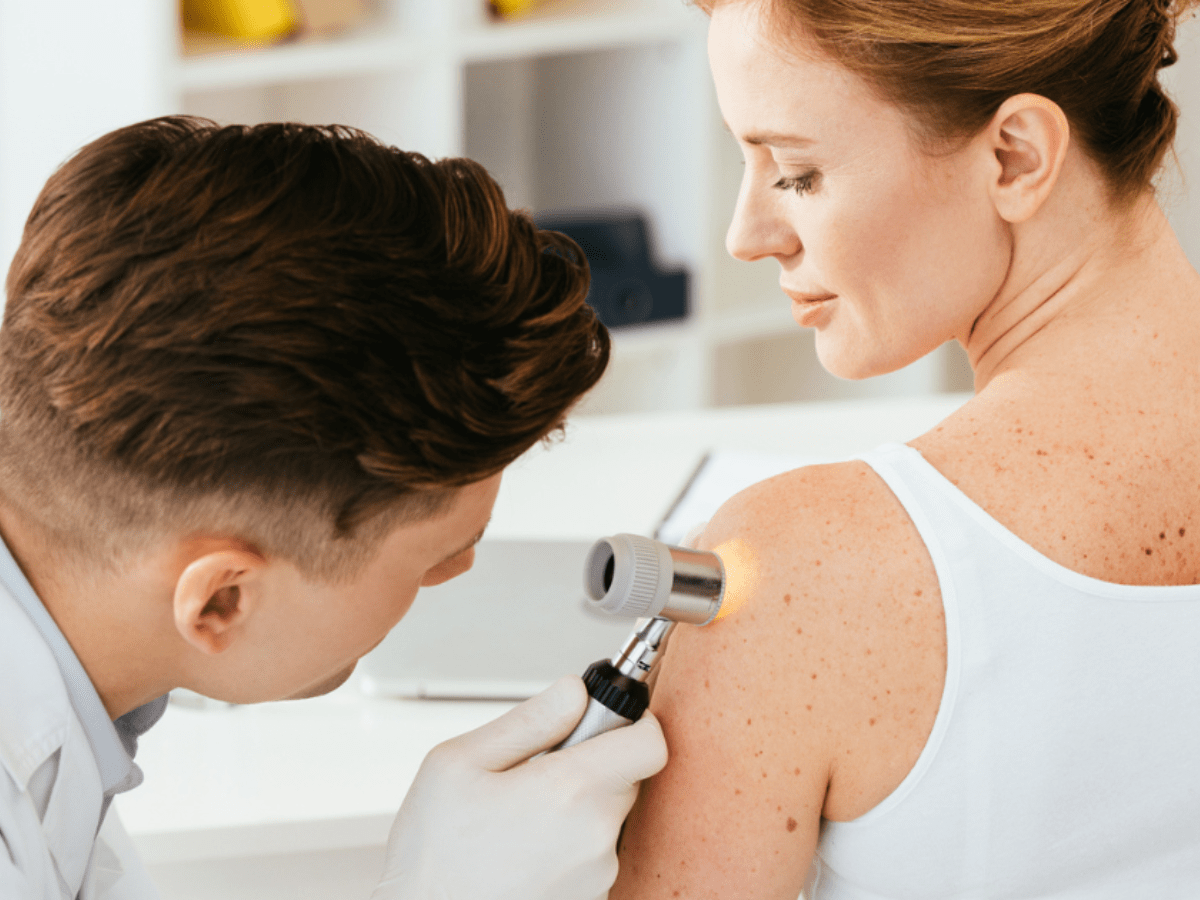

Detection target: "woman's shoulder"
[698, 460, 946, 803]
[611, 458, 946, 899]
[701, 457, 934, 616]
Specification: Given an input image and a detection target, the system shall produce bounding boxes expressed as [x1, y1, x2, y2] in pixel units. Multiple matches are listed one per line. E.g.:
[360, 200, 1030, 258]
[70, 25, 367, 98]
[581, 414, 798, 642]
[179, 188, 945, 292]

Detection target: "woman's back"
[812, 443, 1200, 898]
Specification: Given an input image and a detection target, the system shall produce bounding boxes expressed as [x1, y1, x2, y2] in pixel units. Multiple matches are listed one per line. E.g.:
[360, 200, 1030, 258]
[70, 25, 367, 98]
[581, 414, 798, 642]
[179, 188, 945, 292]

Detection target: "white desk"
[115, 395, 968, 900]
[489, 394, 968, 541]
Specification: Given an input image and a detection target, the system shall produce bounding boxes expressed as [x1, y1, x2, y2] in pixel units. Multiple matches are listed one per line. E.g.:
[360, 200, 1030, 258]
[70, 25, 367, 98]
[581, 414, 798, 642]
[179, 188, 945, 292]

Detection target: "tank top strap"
[844, 442, 967, 822]
[855, 442, 987, 571]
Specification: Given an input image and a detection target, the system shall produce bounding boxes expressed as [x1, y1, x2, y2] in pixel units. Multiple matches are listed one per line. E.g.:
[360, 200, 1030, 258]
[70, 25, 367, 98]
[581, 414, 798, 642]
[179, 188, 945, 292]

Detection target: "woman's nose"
[725, 171, 801, 263]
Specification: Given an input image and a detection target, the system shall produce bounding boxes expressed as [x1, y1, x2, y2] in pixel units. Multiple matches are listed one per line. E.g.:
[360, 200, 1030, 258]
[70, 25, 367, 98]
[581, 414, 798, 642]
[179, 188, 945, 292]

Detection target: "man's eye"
[773, 171, 819, 195]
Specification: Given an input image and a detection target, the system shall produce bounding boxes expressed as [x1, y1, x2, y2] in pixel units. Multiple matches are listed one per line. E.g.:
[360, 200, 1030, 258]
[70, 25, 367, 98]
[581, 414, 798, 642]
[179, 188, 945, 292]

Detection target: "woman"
[611, 0, 1200, 897]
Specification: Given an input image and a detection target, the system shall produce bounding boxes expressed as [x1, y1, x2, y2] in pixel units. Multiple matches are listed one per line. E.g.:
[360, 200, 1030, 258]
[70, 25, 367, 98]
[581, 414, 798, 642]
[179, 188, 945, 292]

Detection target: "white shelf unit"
[173, 0, 760, 415]
[30, 2, 1200, 412]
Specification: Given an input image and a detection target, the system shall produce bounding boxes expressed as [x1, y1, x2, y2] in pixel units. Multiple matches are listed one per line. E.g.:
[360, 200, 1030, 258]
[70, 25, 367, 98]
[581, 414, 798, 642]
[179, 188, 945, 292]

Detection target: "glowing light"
[711, 538, 759, 622]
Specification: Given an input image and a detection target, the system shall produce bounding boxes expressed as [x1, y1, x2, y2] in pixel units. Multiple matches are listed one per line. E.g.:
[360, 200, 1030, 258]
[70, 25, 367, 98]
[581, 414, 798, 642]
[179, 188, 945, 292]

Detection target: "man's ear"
[173, 546, 266, 655]
[985, 93, 1071, 224]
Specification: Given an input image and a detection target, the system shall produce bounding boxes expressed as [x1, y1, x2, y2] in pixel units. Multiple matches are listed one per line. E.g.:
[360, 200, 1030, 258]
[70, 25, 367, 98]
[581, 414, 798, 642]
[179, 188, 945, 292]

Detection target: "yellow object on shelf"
[489, 0, 547, 20]
[181, 0, 299, 42]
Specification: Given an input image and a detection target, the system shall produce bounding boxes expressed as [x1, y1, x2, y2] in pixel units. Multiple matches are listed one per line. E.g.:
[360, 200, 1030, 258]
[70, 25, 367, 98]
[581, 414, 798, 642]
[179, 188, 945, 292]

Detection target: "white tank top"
[806, 443, 1200, 899]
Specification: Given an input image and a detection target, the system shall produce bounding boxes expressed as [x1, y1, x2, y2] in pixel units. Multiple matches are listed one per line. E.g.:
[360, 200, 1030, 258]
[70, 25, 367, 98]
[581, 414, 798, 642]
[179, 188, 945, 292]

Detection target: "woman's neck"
[965, 185, 1198, 392]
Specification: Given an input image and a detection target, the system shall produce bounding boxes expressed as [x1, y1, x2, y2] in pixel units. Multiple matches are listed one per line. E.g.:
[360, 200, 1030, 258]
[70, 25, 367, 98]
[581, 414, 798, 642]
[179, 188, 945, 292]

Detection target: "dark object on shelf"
[536, 212, 689, 329]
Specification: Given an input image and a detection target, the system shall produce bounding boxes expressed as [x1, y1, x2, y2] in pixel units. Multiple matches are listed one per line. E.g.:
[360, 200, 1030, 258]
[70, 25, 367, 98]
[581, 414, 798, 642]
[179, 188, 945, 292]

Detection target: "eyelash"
[773, 171, 819, 196]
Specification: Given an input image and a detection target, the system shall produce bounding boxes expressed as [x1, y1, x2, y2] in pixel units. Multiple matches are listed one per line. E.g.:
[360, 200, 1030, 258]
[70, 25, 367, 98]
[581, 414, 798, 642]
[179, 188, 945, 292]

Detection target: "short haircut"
[0, 116, 608, 580]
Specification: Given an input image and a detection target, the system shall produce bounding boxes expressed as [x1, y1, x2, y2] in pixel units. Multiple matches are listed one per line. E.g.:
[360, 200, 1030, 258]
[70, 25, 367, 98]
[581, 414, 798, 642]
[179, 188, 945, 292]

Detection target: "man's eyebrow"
[723, 120, 815, 149]
[444, 520, 490, 562]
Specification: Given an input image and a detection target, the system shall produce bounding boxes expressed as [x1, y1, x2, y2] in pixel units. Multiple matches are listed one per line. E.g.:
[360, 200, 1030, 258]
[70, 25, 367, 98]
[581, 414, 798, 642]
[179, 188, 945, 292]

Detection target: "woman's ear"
[985, 93, 1071, 224]
[173, 546, 266, 655]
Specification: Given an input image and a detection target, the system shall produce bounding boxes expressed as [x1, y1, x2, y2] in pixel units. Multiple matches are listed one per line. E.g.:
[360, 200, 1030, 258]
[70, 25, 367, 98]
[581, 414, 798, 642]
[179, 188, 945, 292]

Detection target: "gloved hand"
[372, 674, 668, 900]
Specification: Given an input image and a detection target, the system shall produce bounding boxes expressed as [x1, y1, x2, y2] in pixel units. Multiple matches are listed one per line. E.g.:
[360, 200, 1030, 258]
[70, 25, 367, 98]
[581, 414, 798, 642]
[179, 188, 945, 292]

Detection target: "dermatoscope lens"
[583, 533, 725, 624]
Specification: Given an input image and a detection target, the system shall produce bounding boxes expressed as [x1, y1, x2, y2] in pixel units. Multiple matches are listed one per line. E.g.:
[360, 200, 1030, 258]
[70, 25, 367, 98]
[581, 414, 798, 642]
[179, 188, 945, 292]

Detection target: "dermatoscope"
[555, 532, 756, 750]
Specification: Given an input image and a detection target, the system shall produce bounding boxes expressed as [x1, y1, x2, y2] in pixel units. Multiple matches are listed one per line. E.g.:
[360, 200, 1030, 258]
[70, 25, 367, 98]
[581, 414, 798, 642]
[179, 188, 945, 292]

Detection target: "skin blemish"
[869, 718, 877, 726]
[1181, 528, 1187, 537]
[1160, 532, 1166, 540]
[783, 593, 792, 604]
[787, 817, 798, 832]
[1145, 548, 1153, 556]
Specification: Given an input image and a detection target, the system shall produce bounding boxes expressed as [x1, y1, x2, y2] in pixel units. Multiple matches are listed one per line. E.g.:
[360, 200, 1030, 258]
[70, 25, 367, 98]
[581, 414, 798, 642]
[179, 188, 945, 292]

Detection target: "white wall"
[0, 0, 175, 278]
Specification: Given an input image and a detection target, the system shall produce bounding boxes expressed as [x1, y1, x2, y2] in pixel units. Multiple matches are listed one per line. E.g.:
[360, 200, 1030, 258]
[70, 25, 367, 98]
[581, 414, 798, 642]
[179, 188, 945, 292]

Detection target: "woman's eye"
[773, 171, 819, 195]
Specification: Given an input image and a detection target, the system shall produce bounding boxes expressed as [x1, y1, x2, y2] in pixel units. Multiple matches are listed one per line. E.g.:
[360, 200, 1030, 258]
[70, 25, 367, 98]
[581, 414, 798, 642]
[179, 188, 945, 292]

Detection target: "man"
[0, 117, 666, 900]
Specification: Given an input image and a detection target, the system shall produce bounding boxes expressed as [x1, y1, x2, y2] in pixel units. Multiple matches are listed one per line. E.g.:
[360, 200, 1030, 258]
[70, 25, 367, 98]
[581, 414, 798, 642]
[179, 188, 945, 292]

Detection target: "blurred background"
[1, 0, 1197, 417]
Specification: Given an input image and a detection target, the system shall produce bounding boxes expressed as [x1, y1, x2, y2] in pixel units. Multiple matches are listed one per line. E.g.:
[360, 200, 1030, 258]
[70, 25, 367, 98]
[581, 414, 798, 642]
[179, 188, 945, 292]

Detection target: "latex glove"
[372, 674, 668, 900]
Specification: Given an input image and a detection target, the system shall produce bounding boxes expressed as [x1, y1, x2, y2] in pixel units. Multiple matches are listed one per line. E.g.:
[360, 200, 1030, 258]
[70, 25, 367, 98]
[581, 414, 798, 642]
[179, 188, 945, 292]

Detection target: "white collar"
[0, 533, 164, 798]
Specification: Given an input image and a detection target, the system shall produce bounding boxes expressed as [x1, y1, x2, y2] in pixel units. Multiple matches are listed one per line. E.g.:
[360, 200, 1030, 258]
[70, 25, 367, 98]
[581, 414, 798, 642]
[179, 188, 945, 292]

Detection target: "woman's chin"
[813, 344, 876, 382]
[814, 335, 921, 383]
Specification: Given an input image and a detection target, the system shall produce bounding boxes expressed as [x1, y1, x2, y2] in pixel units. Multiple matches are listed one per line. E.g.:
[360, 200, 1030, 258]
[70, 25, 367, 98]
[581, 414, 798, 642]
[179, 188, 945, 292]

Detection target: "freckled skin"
[612, 463, 947, 899]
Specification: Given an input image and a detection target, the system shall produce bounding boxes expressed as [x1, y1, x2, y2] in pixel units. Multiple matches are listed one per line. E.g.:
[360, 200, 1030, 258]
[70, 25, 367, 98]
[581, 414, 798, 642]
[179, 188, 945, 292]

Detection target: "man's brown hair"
[0, 116, 608, 578]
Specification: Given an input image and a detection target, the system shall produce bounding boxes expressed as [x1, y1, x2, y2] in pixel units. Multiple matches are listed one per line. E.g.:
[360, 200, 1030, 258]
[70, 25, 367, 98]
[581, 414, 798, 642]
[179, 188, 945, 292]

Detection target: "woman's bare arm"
[610, 461, 945, 899]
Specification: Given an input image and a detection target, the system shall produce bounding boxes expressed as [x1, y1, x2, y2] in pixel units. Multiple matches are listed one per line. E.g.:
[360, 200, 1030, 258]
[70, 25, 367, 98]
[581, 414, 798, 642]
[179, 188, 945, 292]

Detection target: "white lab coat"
[0, 584, 160, 899]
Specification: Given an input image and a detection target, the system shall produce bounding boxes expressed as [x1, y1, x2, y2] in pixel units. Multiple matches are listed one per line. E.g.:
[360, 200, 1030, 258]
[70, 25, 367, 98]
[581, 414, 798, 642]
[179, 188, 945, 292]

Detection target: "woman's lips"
[784, 288, 836, 305]
[784, 288, 836, 327]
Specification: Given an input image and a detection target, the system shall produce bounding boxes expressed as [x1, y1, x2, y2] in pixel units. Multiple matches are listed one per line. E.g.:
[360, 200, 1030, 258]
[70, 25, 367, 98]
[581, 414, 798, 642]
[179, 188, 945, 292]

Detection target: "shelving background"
[2, 0, 1198, 414]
